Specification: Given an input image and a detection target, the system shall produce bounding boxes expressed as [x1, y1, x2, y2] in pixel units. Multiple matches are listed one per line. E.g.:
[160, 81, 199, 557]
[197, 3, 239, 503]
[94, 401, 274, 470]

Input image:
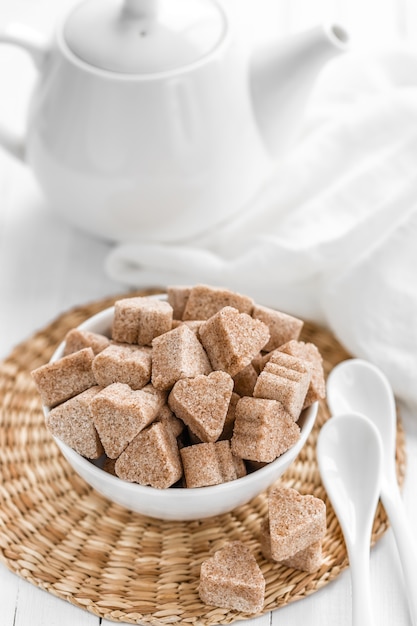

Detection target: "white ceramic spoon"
[317, 413, 383, 626]
[327, 358, 417, 626]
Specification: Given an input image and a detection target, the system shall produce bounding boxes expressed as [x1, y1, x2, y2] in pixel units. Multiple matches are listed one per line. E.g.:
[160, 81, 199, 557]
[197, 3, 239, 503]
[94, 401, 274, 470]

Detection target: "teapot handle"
[0, 23, 47, 162]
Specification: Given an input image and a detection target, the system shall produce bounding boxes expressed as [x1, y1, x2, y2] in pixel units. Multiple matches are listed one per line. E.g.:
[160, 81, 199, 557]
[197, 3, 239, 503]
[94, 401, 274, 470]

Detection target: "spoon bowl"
[327, 358, 396, 463]
[326, 358, 417, 626]
[317, 413, 383, 626]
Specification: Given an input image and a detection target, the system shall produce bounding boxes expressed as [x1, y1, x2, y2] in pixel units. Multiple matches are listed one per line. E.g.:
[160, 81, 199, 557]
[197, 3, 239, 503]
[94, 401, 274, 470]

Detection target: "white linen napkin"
[106, 47, 417, 408]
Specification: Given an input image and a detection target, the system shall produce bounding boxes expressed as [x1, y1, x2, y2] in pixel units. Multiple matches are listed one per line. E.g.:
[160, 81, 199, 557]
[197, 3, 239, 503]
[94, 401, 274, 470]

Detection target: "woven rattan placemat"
[0, 290, 406, 625]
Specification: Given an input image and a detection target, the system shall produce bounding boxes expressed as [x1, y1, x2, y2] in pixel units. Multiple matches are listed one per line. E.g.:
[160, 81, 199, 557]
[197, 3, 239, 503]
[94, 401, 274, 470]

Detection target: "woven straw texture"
[0, 290, 406, 625]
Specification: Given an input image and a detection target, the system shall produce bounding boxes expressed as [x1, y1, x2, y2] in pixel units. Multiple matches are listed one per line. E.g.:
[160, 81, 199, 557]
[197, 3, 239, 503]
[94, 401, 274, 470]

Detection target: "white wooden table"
[1, 1, 417, 624]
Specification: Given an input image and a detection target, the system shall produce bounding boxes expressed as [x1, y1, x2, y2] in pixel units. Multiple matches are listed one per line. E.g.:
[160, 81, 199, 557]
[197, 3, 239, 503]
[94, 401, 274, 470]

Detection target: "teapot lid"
[63, 0, 227, 74]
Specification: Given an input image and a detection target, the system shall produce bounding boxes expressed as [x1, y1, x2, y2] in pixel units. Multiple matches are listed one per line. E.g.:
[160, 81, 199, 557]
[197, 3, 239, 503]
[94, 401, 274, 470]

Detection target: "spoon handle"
[381, 479, 417, 626]
[349, 537, 375, 626]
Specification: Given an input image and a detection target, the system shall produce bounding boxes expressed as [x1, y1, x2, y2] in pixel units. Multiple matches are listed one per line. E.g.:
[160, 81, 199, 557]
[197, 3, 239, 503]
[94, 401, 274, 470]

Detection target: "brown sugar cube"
[259, 346, 310, 372]
[259, 362, 310, 418]
[268, 487, 326, 561]
[90, 382, 166, 458]
[168, 371, 234, 442]
[115, 421, 182, 488]
[231, 397, 300, 462]
[253, 357, 311, 420]
[181, 440, 238, 488]
[92, 343, 151, 390]
[199, 541, 265, 613]
[152, 324, 212, 390]
[31, 347, 96, 408]
[141, 382, 168, 405]
[112, 296, 173, 345]
[171, 319, 204, 334]
[282, 541, 323, 572]
[183, 284, 254, 320]
[46, 386, 104, 459]
[264, 361, 307, 381]
[154, 403, 184, 438]
[260, 519, 323, 573]
[279, 340, 326, 407]
[183, 320, 204, 332]
[259, 518, 275, 561]
[233, 363, 258, 397]
[251, 352, 265, 374]
[218, 391, 240, 440]
[232, 454, 247, 479]
[167, 285, 191, 319]
[199, 307, 270, 377]
[252, 304, 303, 352]
[63, 328, 111, 356]
[266, 349, 308, 369]
[186, 426, 246, 470]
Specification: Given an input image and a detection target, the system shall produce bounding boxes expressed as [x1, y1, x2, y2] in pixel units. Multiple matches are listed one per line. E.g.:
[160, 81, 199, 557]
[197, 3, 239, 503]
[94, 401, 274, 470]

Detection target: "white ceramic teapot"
[0, 0, 348, 243]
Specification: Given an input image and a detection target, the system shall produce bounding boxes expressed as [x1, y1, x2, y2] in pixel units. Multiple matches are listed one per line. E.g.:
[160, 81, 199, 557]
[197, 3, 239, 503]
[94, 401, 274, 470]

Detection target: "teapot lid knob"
[63, 0, 227, 74]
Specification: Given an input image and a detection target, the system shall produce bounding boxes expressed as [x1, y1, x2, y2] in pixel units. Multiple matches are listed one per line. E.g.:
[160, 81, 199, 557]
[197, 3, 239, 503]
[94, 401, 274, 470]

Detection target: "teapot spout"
[250, 23, 349, 158]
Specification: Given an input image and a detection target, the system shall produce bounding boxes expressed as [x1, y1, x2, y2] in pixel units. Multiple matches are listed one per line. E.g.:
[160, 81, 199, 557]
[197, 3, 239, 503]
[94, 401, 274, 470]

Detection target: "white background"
[1, 0, 417, 625]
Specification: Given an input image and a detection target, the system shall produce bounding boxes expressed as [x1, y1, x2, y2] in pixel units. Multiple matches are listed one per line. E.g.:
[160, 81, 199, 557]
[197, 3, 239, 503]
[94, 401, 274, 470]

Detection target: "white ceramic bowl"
[45, 297, 318, 521]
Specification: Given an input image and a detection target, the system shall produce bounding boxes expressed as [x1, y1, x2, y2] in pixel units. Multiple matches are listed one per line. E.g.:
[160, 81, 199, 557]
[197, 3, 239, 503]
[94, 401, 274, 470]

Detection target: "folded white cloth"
[106, 46, 417, 408]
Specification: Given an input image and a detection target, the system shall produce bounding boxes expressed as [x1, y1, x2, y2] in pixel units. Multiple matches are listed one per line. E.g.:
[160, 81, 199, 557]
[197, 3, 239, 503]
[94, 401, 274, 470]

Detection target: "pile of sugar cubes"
[199, 486, 327, 613]
[31, 284, 326, 490]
